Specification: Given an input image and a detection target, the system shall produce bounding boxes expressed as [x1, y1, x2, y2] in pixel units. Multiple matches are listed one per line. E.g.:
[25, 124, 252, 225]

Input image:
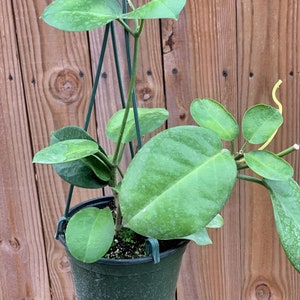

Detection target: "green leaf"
[120, 126, 237, 239]
[81, 155, 112, 182]
[190, 98, 239, 141]
[106, 108, 169, 143]
[66, 207, 114, 263]
[50, 126, 108, 189]
[52, 160, 108, 189]
[264, 178, 300, 273]
[33, 139, 99, 164]
[41, 0, 122, 31]
[182, 228, 212, 246]
[50, 125, 97, 144]
[206, 214, 224, 228]
[244, 150, 293, 180]
[122, 0, 186, 20]
[242, 104, 283, 144]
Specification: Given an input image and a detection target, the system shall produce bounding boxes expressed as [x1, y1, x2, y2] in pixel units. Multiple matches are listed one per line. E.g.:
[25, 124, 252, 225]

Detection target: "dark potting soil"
[104, 228, 181, 260]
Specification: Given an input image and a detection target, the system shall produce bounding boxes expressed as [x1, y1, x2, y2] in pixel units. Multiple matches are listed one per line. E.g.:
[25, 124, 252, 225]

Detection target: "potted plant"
[33, 0, 300, 299]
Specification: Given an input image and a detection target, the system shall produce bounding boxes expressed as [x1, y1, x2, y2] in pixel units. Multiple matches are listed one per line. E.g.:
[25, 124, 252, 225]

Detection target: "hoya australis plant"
[33, 0, 300, 273]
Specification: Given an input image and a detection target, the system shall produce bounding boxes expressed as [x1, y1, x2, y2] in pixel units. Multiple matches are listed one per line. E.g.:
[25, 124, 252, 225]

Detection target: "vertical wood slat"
[164, 1, 242, 299]
[0, 1, 50, 299]
[238, 1, 300, 299]
[11, 1, 100, 298]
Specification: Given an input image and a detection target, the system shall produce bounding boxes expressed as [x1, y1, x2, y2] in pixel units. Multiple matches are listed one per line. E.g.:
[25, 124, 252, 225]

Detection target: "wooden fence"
[1, 1, 299, 299]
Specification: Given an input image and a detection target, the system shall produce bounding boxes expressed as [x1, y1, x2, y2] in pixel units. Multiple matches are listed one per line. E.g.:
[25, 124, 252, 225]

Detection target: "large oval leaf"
[50, 126, 109, 188]
[264, 178, 300, 272]
[190, 98, 239, 141]
[33, 139, 99, 164]
[106, 108, 168, 143]
[41, 0, 122, 31]
[66, 207, 114, 263]
[122, 0, 186, 20]
[244, 150, 293, 180]
[242, 104, 283, 144]
[120, 126, 237, 239]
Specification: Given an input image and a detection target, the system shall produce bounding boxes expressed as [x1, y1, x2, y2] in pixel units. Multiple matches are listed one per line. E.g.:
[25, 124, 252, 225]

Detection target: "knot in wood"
[138, 86, 153, 102]
[59, 255, 71, 272]
[9, 237, 21, 251]
[255, 283, 271, 300]
[51, 69, 81, 103]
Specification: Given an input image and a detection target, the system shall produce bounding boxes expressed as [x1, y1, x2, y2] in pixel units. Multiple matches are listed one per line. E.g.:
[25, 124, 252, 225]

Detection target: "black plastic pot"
[58, 196, 188, 300]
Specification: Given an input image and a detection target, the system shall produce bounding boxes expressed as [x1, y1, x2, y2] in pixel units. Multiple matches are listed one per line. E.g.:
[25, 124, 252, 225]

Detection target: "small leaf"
[81, 155, 112, 182]
[242, 104, 283, 144]
[190, 98, 239, 141]
[50, 126, 97, 144]
[52, 160, 108, 188]
[50, 126, 108, 189]
[264, 178, 300, 273]
[33, 139, 99, 164]
[182, 228, 212, 246]
[206, 214, 224, 228]
[244, 150, 293, 180]
[41, 0, 122, 31]
[106, 108, 168, 143]
[66, 207, 114, 263]
[122, 0, 186, 20]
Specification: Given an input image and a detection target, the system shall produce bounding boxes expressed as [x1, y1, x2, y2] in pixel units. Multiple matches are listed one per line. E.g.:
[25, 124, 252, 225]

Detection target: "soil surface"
[104, 228, 182, 259]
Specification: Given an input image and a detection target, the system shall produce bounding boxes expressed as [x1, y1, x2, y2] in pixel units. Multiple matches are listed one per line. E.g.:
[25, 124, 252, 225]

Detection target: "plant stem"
[237, 173, 265, 186]
[112, 20, 144, 167]
[277, 144, 299, 157]
[117, 19, 135, 36]
[110, 19, 145, 233]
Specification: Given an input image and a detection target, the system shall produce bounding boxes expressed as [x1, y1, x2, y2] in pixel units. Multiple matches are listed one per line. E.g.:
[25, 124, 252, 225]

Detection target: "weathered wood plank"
[12, 0, 100, 298]
[237, 0, 300, 298]
[0, 1, 51, 299]
[164, 1, 241, 299]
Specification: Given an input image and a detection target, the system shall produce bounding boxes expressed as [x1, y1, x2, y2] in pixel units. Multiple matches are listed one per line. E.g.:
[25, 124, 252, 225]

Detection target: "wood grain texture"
[167, 1, 242, 299]
[238, 1, 300, 299]
[0, 1, 50, 299]
[11, 1, 100, 298]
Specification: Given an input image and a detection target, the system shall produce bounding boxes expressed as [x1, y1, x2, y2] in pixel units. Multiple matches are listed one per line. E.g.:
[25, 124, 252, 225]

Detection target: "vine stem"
[258, 79, 283, 150]
[112, 21, 144, 166]
[111, 20, 145, 233]
[237, 173, 265, 186]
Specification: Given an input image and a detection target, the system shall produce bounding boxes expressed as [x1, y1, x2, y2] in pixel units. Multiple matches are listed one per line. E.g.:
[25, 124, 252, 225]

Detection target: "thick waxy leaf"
[264, 178, 300, 272]
[206, 214, 224, 228]
[50, 126, 109, 188]
[50, 125, 97, 144]
[244, 150, 293, 180]
[81, 155, 112, 182]
[242, 104, 283, 144]
[52, 160, 108, 188]
[106, 108, 168, 143]
[182, 228, 212, 246]
[41, 0, 122, 31]
[122, 0, 186, 20]
[191, 98, 239, 141]
[120, 126, 237, 239]
[66, 207, 114, 263]
[33, 139, 99, 164]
